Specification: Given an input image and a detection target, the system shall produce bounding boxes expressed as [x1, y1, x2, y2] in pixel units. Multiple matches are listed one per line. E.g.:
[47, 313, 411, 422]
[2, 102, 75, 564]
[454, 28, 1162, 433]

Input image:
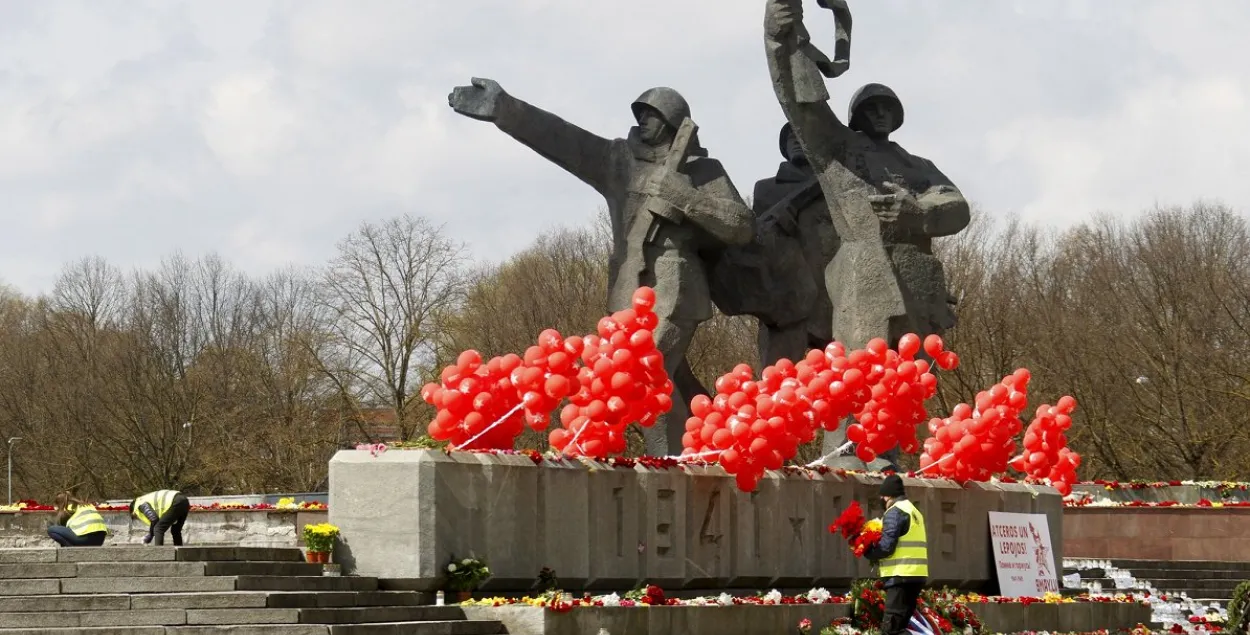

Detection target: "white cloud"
[0, 0, 1246, 295]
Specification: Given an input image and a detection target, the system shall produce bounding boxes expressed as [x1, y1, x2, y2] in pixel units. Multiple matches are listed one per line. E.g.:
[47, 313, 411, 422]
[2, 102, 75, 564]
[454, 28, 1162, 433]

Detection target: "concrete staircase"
[0, 546, 504, 634]
[1065, 557, 1236, 629]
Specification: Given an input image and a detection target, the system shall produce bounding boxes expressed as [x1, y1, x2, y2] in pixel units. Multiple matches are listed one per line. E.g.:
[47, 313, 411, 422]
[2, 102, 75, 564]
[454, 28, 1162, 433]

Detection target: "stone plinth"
[1065, 506, 1250, 561]
[329, 450, 1063, 591]
[0, 511, 326, 549]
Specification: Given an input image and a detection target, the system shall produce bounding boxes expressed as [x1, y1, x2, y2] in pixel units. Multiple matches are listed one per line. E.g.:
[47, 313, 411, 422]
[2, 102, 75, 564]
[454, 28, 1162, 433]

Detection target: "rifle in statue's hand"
[632, 117, 699, 244]
[756, 177, 824, 237]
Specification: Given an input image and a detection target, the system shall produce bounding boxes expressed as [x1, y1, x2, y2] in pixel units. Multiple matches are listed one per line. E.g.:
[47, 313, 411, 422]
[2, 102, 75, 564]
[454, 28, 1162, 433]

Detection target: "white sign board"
[988, 511, 1059, 597]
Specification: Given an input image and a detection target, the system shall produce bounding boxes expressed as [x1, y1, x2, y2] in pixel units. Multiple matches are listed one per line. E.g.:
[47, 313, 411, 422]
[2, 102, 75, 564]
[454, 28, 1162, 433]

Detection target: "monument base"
[328, 449, 1063, 592]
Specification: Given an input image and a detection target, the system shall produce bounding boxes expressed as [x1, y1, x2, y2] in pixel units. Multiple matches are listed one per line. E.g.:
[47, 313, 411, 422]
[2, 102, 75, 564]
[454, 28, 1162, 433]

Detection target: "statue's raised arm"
[449, 77, 614, 195]
[763, 0, 855, 176]
[447, 78, 752, 457]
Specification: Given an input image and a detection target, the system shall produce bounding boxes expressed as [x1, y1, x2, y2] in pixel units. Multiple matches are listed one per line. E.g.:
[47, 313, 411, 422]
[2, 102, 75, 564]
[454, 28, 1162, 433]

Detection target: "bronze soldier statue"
[448, 78, 754, 456]
[707, 123, 836, 366]
[763, 0, 970, 468]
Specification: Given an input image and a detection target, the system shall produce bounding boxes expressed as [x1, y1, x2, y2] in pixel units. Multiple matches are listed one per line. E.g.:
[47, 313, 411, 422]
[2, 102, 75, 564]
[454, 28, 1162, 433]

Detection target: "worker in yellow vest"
[863, 474, 928, 635]
[47, 491, 109, 547]
[130, 489, 191, 546]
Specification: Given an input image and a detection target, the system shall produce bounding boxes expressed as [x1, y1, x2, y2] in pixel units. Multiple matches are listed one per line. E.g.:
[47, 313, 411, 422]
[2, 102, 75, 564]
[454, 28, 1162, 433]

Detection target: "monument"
[447, 80, 754, 456]
[763, 0, 971, 468]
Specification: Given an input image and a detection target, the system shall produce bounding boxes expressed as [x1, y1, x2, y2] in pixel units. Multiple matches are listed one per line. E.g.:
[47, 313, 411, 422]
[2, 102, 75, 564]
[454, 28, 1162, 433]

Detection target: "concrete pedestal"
[329, 450, 1063, 592]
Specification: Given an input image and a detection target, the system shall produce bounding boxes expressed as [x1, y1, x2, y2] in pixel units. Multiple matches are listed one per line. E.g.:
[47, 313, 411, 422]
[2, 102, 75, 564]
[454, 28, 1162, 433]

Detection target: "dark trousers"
[882, 580, 925, 635]
[48, 526, 106, 547]
[152, 494, 191, 546]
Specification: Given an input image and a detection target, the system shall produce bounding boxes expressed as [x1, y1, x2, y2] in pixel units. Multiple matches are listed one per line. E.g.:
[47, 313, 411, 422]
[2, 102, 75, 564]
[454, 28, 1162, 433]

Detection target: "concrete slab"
[57, 547, 178, 563]
[0, 578, 60, 595]
[0, 548, 57, 563]
[130, 593, 272, 610]
[75, 562, 207, 578]
[0, 593, 131, 612]
[61, 576, 237, 594]
[0, 563, 77, 579]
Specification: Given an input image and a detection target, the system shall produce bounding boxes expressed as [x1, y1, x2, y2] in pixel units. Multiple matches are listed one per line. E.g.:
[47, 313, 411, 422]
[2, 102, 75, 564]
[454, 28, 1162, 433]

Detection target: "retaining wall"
[328, 450, 1063, 592]
[0, 510, 327, 549]
[1065, 506, 1249, 561]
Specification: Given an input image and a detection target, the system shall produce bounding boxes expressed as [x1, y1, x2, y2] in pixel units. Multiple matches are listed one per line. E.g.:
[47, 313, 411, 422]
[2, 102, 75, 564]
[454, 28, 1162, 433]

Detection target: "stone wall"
[328, 450, 1063, 592]
[0, 510, 327, 549]
[1072, 483, 1250, 504]
[1066, 507, 1247, 561]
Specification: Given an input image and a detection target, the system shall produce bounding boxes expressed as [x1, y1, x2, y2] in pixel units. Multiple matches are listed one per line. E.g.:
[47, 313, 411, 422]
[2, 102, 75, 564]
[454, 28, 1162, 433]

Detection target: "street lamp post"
[6, 437, 21, 506]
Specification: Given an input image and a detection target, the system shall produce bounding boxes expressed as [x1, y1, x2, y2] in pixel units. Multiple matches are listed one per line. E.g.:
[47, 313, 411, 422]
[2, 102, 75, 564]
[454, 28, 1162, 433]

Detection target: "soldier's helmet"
[848, 83, 905, 133]
[631, 87, 692, 129]
[778, 122, 795, 159]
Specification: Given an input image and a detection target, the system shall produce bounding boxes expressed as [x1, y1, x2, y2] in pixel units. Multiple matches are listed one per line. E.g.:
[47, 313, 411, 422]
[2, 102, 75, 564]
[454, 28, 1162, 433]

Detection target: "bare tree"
[320, 215, 467, 441]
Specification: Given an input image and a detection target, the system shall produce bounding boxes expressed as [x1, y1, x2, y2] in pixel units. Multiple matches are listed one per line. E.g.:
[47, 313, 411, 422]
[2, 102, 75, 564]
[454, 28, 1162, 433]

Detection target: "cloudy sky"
[1, 0, 1247, 295]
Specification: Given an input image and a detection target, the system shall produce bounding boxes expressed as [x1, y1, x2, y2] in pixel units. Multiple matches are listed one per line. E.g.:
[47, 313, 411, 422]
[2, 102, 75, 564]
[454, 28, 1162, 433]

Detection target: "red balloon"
[633, 286, 657, 311]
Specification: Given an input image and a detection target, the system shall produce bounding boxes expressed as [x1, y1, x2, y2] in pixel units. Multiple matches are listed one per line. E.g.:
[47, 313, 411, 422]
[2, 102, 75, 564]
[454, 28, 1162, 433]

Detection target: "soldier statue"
[448, 78, 754, 456]
[763, 0, 971, 468]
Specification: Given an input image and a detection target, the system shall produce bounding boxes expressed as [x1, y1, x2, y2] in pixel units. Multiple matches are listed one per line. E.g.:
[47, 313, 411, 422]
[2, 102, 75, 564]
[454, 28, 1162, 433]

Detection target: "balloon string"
[452, 402, 525, 451]
[803, 441, 855, 467]
[665, 449, 722, 460]
[915, 452, 955, 474]
[562, 418, 590, 456]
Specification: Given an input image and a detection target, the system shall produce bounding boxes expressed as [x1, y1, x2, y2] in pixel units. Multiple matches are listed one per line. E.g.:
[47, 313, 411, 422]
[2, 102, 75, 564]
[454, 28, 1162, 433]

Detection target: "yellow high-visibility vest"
[879, 499, 928, 578]
[132, 490, 179, 526]
[67, 505, 109, 537]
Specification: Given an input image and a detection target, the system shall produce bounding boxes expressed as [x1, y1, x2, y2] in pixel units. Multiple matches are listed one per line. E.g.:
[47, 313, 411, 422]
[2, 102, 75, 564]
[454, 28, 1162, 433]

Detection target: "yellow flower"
[864, 518, 883, 533]
[276, 497, 297, 509]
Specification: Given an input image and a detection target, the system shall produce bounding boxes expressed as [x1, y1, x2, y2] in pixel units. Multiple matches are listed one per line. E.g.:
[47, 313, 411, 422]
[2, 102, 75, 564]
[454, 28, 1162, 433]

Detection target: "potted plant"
[445, 555, 490, 602]
[302, 522, 339, 563]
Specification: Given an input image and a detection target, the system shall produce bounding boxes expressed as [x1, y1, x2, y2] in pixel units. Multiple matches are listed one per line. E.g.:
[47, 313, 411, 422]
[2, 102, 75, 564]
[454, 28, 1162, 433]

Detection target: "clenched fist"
[765, 0, 803, 38]
[448, 77, 505, 122]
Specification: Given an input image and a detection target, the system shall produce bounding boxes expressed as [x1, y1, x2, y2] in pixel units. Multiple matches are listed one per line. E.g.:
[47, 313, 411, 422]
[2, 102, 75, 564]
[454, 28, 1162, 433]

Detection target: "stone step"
[0, 622, 504, 635]
[187, 607, 471, 626]
[0, 561, 322, 580]
[234, 577, 378, 592]
[0, 575, 382, 596]
[0, 606, 468, 628]
[1141, 579, 1243, 591]
[1110, 559, 1250, 571]
[1131, 568, 1249, 580]
[0, 591, 433, 612]
[0, 548, 304, 565]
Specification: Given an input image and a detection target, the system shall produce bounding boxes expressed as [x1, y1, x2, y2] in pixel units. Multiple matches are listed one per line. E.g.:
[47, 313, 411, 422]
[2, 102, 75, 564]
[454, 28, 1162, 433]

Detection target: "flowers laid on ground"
[1090, 480, 1249, 493]
[446, 556, 491, 592]
[1066, 493, 1249, 509]
[0, 499, 327, 513]
[828, 501, 883, 558]
[458, 582, 1144, 614]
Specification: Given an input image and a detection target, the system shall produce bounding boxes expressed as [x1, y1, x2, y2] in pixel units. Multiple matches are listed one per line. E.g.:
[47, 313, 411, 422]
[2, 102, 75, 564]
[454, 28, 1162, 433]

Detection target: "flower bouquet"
[828, 501, 884, 558]
[446, 555, 492, 599]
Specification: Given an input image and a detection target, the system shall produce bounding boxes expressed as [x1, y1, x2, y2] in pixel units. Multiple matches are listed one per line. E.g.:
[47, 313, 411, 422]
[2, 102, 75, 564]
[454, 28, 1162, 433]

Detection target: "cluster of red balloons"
[683, 334, 956, 492]
[549, 288, 673, 458]
[423, 287, 672, 453]
[920, 369, 1031, 481]
[1013, 396, 1081, 495]
[845, 334, 954, 464]
[423, 350, 528, 449]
